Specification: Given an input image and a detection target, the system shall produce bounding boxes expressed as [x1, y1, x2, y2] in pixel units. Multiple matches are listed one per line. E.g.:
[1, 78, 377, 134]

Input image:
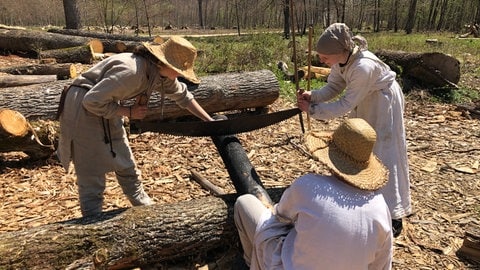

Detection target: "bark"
[0, 179, 285, 269]
[0, 70, 279, 121]
[0, 109, 56, 159]
[47, 28, 159, 43]
[0, 28, 96, 54]
[0, 63, 77, 80]
[375, 50, 460, 89]
[39, 44, 95, 64]
[0, 74, 57, 88]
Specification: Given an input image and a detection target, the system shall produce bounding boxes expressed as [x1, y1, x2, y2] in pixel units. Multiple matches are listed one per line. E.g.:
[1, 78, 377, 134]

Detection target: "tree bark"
[0, 28, 96, 54]
[39, 44, 95, 64]
[47, 28, 160, 43]
[0, 70, 279, 121]
[0, 74, 57, 88]
[375, 50, 460, 89]
[0, 63, 77, 80]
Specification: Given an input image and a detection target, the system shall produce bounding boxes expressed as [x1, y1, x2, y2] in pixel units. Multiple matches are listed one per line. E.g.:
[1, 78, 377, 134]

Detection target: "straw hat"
[304, 118, 388, 191]
[143, 36, 200, 84]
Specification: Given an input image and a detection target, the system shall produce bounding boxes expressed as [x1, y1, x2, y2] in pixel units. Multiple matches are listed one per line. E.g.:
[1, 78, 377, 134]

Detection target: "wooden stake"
[289, 0, 305, 133]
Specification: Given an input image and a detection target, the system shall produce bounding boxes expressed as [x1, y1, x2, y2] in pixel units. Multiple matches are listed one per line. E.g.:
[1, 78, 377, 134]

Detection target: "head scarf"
[316, 23, 356, 55]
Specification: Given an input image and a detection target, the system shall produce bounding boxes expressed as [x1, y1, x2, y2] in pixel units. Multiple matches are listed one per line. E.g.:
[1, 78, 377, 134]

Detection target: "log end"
[0, 109, 29, 136]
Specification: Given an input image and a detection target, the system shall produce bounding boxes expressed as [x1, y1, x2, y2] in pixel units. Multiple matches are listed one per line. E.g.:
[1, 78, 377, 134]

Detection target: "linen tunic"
[308, 48, 411, 219]
[57, 53, 194, 174]
[250, 174, 393, 270]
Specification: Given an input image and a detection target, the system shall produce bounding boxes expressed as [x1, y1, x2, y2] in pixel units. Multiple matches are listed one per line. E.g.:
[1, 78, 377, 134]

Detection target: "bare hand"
[296, 90, 312, 112]
[130, 104, 148, 119]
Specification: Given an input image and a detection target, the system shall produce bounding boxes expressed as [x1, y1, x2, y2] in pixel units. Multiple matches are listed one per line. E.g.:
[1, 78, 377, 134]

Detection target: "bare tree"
[62, 0, 81, 29]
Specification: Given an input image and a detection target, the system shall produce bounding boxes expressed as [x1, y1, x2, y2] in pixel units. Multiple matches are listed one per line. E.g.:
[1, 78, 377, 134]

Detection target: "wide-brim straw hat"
[304, 118, 388, 191]
[143, 36, 200, 84]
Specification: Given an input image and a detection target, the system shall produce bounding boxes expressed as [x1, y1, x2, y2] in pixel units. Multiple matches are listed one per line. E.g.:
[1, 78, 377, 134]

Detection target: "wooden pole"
[289, 0, 305, 133]
[305, 25, 313, 131]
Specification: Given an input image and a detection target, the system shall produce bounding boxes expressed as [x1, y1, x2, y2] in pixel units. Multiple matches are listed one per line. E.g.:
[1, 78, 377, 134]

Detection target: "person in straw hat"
[234, 118, 393, 270]
[57, 36, 214, 217]
[297, 23, 411, 237]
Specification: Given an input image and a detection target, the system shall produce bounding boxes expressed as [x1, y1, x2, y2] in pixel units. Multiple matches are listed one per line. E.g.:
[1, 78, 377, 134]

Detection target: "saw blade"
[130, 108, 301, 137]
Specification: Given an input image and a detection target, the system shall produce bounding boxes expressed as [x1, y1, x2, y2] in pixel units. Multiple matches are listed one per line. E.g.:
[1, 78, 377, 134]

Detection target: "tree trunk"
[39, 44, 95, 64]
[0, 70, 279, 121]
[62, 0, 81, 30]
[47, 28, 162, 43]
[0, 63, 77, 80]
[0, 28, 96, 54]
[0, 74, 57, 88]
[404, 0, 418, 34]
[0, 109, 56, 159]
[375, 50, 460, 89]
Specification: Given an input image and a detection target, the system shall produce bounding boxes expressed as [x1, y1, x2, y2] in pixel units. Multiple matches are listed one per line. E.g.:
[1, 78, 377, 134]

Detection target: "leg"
[115, 166, 152, 206]
[76, 173, 106, 217]
[234, 194, 269, 266]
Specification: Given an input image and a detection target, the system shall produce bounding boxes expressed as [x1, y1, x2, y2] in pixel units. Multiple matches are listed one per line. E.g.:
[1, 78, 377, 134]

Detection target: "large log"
[0, 74, 57, 88]
[39, 44, 95, 64]
[47, 28, 161, 43]
[0, 70, 280, 121]
[375, 50, 461, 89]
[0, 28, 97, 55]
[0, 189, 285, 269]
[0, 63, 77, 80]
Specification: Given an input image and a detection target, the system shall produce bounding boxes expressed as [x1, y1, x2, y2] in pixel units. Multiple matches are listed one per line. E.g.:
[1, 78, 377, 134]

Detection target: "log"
[0, 109, 56, 159]
[39, 44, 95, 64]
[0, 74, 57, 88]
[375, 50, 461, 89]
[0, 28, 99, 55]
[47, 28, 162, 43]
[0, 63, 77, 80]
[0, 189, 285, 269]
[0, 196, 237, 269]
[0, 70, 280, 121]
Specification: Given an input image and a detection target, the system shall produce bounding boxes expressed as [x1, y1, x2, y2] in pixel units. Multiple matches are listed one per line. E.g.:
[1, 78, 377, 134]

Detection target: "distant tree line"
[0, 0, 479, 35]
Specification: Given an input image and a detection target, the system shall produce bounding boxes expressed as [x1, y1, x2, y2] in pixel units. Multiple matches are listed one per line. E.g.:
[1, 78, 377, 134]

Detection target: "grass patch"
[190, 31, 479, 104]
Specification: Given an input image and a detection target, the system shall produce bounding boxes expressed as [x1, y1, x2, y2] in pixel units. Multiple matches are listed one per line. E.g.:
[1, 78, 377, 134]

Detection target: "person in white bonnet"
[57, 36, 214, 217]
[297, 23, 411, 237]
[234, 118, 393, 270]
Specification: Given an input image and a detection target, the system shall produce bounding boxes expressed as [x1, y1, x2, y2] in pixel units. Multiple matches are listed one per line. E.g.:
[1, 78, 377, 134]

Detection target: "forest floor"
[0, 39, 480, 269]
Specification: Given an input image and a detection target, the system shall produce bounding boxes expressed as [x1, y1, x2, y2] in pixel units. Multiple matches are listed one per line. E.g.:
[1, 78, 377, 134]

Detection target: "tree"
[62, 0, 81, 29]
[404, 0, 417, 34]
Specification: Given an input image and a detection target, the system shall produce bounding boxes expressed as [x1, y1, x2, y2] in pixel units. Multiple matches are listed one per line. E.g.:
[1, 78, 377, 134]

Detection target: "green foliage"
[191, 31, 479, 104]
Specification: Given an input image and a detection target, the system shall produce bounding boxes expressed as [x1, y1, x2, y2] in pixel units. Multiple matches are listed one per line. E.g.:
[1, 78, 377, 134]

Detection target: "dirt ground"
[0, 51, 479, 269]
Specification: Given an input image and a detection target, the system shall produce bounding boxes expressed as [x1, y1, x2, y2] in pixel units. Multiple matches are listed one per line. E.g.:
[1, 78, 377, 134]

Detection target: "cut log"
[375, 50, 461, 89]
[0, 109, 56, 159]
[0, 70, 280, 121]
[47, 28, 162, 43]
[39, 44, 95, 64]
[0, 74, 57, 88]
[0, 63, 77, 80]
[0, 188, 285, 269]
[0, 109, 28, 137]
[0, 28, 98, 54]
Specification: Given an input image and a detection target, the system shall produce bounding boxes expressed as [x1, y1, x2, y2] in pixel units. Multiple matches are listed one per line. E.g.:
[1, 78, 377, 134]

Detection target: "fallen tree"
[0, 69, 280, 121]
[375, 50, 461, 89]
